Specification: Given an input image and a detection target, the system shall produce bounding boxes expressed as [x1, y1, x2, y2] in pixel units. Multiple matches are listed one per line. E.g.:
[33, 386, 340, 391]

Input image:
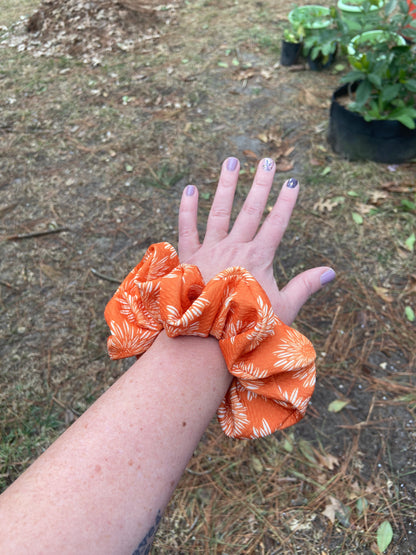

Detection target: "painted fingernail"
[185, 185, 196, 196]
[286, 178, 298, 189]
[226, 157, 238, 171]
[320, 268, 336, 286]
[262, 158, 274, 171]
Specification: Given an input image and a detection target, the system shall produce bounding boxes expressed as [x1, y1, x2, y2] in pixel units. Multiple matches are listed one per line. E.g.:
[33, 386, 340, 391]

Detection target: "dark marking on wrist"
[132, 509, 162, 555]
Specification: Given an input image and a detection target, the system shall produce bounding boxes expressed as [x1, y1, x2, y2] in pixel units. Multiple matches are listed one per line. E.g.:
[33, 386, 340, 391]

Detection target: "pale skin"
[0, 157, 335, 554]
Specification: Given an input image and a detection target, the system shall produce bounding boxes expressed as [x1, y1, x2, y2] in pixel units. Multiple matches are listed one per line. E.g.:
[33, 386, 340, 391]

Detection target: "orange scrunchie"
[104, 242, 316, 439]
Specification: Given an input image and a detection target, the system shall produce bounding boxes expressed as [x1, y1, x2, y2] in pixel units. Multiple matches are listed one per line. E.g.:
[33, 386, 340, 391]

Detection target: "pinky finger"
[178, 185, 200, 260]
[279, 267, 336, 325]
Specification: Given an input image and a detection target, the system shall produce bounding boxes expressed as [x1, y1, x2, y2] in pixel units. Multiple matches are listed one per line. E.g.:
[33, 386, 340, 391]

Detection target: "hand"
[178, 156, 335, 326]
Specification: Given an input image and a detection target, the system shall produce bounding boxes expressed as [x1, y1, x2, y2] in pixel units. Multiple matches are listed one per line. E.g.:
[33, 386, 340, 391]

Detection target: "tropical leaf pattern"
[105, 242, 317, 440]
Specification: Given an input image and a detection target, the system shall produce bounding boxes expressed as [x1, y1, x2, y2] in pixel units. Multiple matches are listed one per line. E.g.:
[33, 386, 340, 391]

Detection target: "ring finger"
[229, 157, 276, 242]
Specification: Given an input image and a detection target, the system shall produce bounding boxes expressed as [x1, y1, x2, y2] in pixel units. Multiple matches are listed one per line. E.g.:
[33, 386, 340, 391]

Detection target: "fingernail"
[226, 157, 238, 171]
[286, 178, 298, 189]
[320, 269, 336, 286]
[262, 158, 274, 171]
[185, 185, 196, 196]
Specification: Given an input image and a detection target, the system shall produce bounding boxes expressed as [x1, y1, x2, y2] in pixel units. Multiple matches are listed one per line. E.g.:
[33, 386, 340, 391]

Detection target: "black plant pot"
[306, 48, 337, 71]
[280, 40, 302, 66]
[328, 82, 416, 163]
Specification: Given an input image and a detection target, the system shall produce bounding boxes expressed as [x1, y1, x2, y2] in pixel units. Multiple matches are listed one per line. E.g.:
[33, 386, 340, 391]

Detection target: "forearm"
[0, 332, 231, 554]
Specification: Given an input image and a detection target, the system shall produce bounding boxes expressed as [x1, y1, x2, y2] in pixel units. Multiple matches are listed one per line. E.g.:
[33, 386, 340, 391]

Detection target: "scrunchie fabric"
[104, 242, 316, 439]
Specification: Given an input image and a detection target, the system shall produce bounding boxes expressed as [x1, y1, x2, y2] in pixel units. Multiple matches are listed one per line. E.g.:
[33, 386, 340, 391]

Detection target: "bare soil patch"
[1, 1, 415, 553]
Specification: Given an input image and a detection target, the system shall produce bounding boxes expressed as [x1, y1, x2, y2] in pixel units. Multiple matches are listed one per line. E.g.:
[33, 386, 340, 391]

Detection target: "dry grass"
[1, 0, 416, 553]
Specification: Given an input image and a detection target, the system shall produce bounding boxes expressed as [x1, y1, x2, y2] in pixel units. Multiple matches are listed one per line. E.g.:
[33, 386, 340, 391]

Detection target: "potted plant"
[328, 1, 416, 162]
[347, 29, 407, 67]
[288, 5, 332, 31]
[280, 27, 303, 66]
[288, 5, 340, 70]
[302, 23, 339, 70]
[337, 0, 385, 32]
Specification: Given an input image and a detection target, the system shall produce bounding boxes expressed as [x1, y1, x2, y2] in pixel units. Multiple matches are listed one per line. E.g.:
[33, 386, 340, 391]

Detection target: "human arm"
[0, 157, 335, 554]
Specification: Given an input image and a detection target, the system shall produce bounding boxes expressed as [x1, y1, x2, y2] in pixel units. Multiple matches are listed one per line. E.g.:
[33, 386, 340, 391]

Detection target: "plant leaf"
[405, 233, 415, 252]
[380, 84, 400, 103]
[328, 399, 350, 413]
[405, 306, 415, 322]
[355, 80, 372, 107]
[352, 212, 363, 224]
[377, 520, 393, 552]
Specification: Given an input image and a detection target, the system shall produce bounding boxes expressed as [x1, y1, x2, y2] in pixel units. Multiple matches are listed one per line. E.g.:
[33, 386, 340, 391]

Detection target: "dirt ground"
[1, 1, 416, 553]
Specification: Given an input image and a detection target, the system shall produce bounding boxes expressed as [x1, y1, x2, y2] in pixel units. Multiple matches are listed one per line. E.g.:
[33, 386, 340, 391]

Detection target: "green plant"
[302, 23, 339, 61]
[339, 0, 416, 128]
[283, 27, 302, 43]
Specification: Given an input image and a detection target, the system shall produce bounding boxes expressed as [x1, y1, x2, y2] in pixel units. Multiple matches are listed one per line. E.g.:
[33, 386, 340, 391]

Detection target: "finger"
[254, 177, 299, 255]
[279, 267, 336, 325]
[178, 185, 200, 260]
[204, 157, 240, 243]
[230, 157, 276, 242]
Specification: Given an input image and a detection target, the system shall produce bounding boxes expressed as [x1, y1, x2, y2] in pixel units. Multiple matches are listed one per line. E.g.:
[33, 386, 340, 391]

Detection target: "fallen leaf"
[405, 306, 415, 322]
[352, 212, 363, 225]
[284, 146, 295, 157]
[257, 133, 269, 143]
[309, 157, 324, 166]
[243, 149, 258, 161]
[377, 520, 393, 553]
[405, 232, 415, 252]
[368, 190, 389, 205]
[313, 197, 345, 213]
[304, 89, 321, 107]
[374, 285, 394, 303]
[322, 496, 350, 526]
[328, 399, 350, 413]
[39, 263, 62, 281]
[275, 159, 294, 172]
[314, 450, 339, 470]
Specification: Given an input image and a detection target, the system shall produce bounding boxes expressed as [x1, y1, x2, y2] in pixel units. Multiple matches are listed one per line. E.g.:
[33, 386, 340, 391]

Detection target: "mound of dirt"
[0, 0, 180, 65]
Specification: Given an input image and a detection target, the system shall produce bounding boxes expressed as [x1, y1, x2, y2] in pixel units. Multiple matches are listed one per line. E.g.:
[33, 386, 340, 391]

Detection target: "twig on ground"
[6, 228, 69, 240]
[90, 268, 121, 284]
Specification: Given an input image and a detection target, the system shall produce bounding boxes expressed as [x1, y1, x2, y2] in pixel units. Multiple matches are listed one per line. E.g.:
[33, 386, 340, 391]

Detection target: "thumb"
[279, 267, 336, 325]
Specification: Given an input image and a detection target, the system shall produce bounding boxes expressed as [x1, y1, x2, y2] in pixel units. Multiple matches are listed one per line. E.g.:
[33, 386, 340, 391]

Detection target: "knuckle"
[243, 203, 261, 216]
[211, 207, 231, 219]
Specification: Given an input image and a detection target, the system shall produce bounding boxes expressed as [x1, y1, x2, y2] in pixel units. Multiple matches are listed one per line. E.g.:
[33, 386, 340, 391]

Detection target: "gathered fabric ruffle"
[105, 242, 316, 439]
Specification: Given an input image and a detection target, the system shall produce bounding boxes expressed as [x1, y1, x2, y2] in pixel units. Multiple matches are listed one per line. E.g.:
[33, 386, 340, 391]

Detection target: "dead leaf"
[260, 69, 272, 80]
[237, 69, 256, 81]
[303, 89, 321, 107]
[313, 197, 345, 213]
[309, 157, 324, 167]
[243, 149, 258, 161]
[381, 181, 415, 193]
[356, 202, 373, 215]
[275, 160, 294, 172]
[322, 496, 350, 526]
[314, 450, 339, 470]
[373, 285, 394, 303]
[368, 190, 389, 205]
[257, 133, 269, 143]
[284, 146, 295, 157]
[40, 263, 62, 281]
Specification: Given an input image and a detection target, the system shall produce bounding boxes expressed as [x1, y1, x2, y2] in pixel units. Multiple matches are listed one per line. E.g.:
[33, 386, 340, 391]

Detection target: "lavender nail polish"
[320, 269, 336, 286]
[226, 157, 238, 171]
[185, 185, 196, 196]
[262, 158, 274, 172]
[286, 178, 298, 189]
